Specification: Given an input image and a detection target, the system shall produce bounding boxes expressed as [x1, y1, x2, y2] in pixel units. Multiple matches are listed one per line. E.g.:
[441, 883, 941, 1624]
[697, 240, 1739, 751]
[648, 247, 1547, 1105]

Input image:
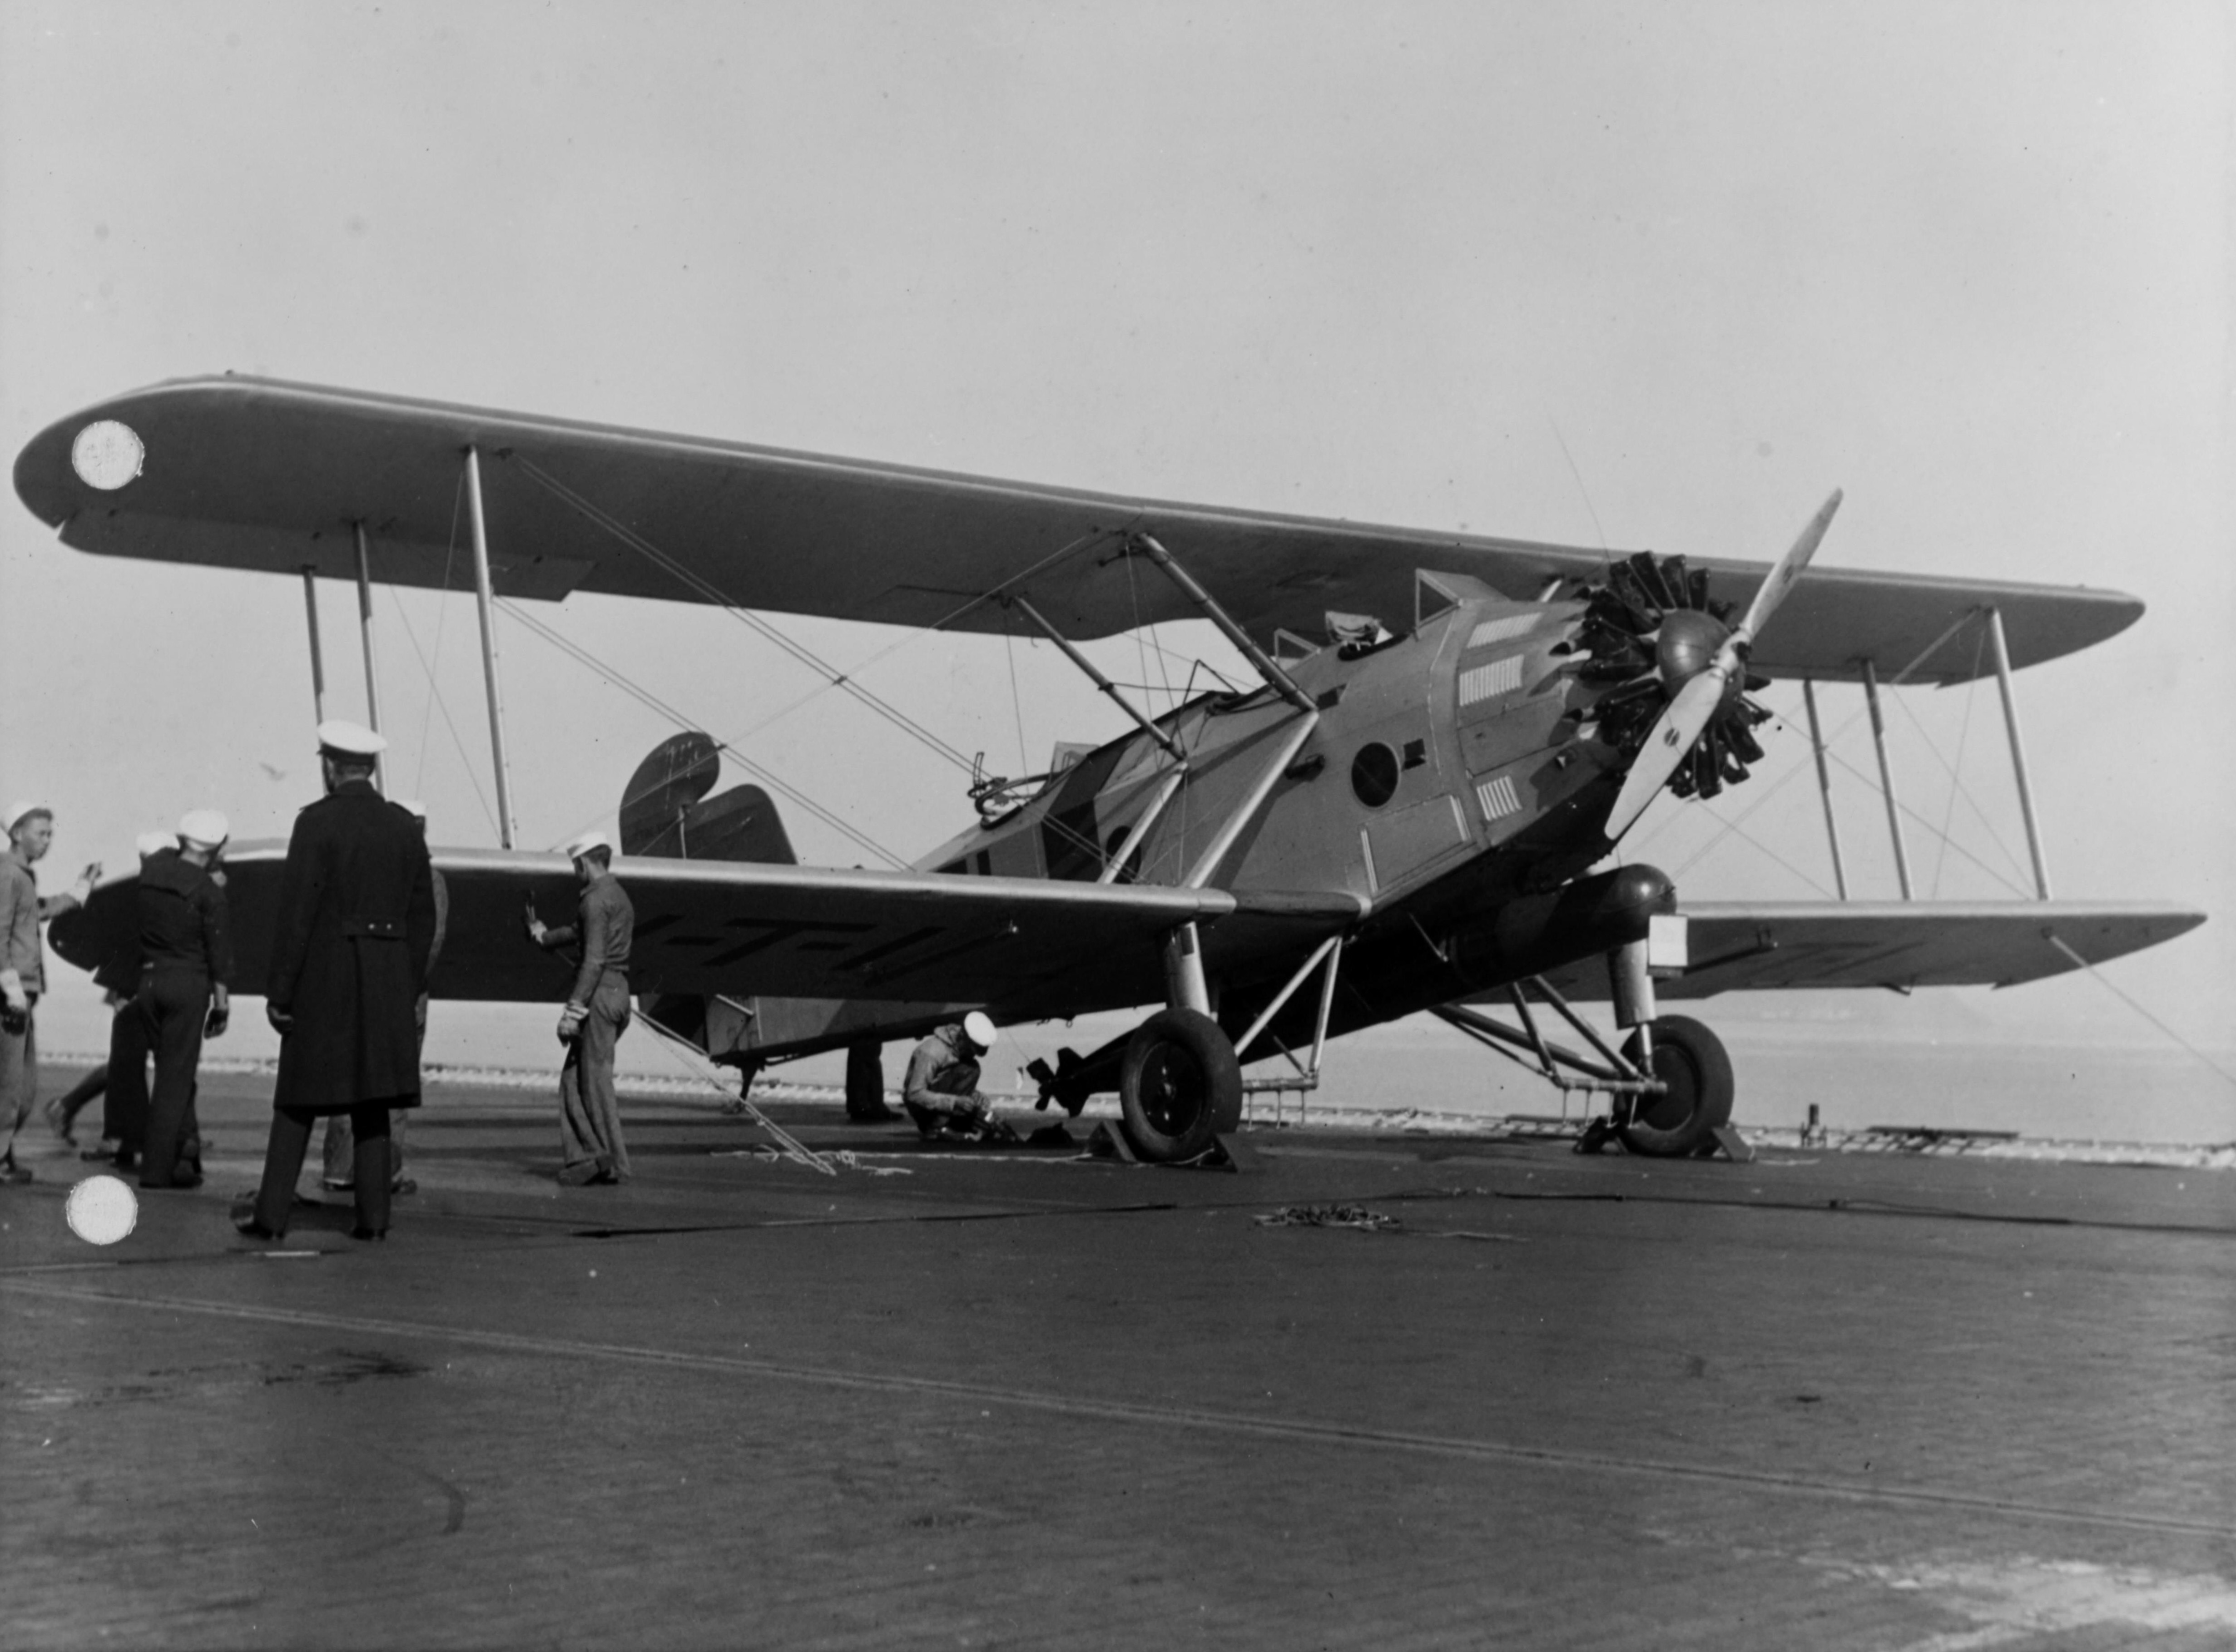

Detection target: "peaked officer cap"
[315, 718, 388, 757]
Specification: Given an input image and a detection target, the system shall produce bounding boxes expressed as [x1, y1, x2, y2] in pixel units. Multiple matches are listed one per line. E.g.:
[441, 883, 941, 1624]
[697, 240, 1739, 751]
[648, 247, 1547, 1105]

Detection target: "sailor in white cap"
[319, 799, 445, 1199]
[900, 1011, 1011, 1142]
[1, 801, 102, 1182]
[237, 720, 434, 1241]
[127, 811, 234, 1189]
[46, 832, 177, 1153]
[525, 829, 636, 1184]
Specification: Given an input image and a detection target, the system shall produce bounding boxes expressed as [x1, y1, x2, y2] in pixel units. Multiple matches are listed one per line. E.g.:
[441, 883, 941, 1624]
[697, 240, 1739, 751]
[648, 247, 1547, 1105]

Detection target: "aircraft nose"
[1655, 608, 1728, 690]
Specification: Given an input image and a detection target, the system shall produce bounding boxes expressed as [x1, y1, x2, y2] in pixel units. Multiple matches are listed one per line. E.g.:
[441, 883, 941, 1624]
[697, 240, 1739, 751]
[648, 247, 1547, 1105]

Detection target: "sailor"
[525, 831, 634, 1185]
[320, 800, 446, 1199]
[900, 1012, 1004, 1141]
[132, 811, 234, 1189]
[48, 831, 174, 1157]
[236, 721, 435, 1242]
[0, 802, 100, 1184]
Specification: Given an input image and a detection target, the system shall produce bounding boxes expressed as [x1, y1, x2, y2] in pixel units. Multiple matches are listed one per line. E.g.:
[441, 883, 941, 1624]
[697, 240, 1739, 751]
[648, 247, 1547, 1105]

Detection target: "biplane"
[17, 376, 2205, 1161]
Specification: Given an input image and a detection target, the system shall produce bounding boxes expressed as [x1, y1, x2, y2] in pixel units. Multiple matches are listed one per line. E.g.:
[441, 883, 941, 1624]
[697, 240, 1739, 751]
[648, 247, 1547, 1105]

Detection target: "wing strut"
[1860, 659, 1912, 900]
[1986, 608, 2054, 900]
[1132, 534, 1316, 713]
[352, 522, 387, 794]
[465, 446, 521, 848]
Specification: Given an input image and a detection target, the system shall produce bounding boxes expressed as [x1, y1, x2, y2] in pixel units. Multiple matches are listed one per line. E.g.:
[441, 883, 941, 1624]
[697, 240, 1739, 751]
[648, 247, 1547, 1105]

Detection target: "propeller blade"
[1603, 667, 1728, 839]
[1733, 489, 1842, 647]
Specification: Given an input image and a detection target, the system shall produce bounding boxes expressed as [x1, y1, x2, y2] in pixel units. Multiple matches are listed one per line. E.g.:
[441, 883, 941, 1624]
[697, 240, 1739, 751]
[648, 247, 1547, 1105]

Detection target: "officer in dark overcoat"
[236, 721, 435, 1242]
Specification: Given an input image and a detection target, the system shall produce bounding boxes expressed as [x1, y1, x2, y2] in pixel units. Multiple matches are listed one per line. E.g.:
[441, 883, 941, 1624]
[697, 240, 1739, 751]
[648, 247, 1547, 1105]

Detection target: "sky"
[2, 3, 2230, 1131]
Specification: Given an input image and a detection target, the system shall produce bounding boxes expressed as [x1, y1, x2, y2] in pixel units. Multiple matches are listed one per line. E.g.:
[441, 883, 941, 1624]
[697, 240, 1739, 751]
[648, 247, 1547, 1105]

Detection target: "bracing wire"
[2044, 936, 2236, 1093]
[494, 597, 907, 868]
[1929, 630, 1988, 898]
[384, 582, 499, 838]
[1885, 672, 2035, 894]
[509, 455, 978, 772]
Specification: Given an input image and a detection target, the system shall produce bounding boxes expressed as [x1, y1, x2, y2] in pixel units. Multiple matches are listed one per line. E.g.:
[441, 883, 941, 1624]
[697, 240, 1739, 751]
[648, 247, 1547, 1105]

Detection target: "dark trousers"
[103, 994, 156, 1155]
[253, 1103, 394, 1236]
[559, 976, 631, 1179]
[139, 969, 209, 1188]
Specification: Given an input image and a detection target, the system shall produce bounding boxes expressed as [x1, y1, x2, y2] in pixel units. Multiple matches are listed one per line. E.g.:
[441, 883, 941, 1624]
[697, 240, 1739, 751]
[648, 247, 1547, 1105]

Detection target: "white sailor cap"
[136, 831, 177, 858]
[315, 718, 388, 758]
[5, 800, 51, 833]
[177, 810, 229, 851]
[395, 799, 428, 821]
[962, 1010, 998, 1050]
[562, 831, 612, 861]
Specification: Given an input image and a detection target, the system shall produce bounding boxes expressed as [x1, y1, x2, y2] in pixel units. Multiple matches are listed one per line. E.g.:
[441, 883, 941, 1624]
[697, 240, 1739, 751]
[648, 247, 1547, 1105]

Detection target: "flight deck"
[5, 1072, 2231, 1649]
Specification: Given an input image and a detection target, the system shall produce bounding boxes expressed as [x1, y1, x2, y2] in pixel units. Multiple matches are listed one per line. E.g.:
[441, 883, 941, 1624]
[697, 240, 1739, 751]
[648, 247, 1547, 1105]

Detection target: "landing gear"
[1118, 1008, 1243, 1163]
[1616, 1014, 1734, 1158]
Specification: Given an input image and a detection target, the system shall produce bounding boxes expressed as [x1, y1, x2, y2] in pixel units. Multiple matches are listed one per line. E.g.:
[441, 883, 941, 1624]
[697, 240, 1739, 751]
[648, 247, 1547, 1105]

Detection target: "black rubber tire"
[1118, 1009, 1242, 1163]
[844, 1039, 892, 1123]
[1617, 1014, 1734, 1158]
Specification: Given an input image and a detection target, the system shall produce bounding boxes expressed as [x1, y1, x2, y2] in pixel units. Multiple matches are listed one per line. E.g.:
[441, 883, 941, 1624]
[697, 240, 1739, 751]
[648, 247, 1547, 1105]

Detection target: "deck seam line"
[6, 1276, 2226, 1542]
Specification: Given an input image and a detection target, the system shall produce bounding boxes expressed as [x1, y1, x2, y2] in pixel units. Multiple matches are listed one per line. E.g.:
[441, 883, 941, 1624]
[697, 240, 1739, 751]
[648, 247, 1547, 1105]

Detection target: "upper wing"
[49, 843, 1362, 1021]
[1522, 900, 2206, 1001]
[15, 376, 2140, 684]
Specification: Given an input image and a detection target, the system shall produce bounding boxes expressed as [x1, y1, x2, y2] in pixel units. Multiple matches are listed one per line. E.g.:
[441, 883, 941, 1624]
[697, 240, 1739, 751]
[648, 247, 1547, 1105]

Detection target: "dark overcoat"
[266, 779, 436, 1114]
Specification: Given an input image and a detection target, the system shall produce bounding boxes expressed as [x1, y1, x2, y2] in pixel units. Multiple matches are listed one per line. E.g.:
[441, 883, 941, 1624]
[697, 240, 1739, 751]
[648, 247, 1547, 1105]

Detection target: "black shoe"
[348, 1226, 387, 1242]
[111, 1151, 139, 1174]
[0, 1159, 31, 1185]
[389, 1177, 416, 1196]
[233, 1214, 282, 1241]
[144, 1172, 203, 1191]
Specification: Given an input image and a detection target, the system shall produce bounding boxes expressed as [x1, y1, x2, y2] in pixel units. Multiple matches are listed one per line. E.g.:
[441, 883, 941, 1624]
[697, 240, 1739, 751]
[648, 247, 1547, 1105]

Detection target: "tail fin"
[619, 733, 795, 865]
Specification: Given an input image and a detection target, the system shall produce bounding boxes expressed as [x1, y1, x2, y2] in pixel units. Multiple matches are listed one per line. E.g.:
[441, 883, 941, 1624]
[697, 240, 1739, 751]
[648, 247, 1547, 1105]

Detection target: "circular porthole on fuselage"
[1350, 742, 1399, 808]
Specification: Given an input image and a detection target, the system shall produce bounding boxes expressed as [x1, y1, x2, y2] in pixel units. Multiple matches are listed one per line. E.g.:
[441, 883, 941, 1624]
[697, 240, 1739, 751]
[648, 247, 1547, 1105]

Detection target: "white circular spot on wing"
[66, 1174, 138, 1246]
[70, 420, 144, 490]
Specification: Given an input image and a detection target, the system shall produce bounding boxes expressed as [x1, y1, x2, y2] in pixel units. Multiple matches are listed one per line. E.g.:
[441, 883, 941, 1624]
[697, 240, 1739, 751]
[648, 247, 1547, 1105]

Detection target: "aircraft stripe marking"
[1467, 615, 1539, 650]
[1476, 775, 1522, 821]
[1458, 656, 1524, 706]
[6, 1277, 2223, 1542]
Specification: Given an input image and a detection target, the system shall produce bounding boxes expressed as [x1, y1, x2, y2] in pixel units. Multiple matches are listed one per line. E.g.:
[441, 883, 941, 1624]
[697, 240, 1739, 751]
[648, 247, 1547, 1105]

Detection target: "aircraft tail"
[622, 733, 799, 1058]
[620, 733, 795, 864]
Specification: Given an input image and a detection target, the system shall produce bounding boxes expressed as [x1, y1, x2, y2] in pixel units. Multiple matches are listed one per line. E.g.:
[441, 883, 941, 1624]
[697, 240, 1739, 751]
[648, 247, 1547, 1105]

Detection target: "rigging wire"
[1929, 629, 1988, 898]
[383, 582, 499, 838]
[1885, 671, 2035, 894]
[494, 596, 907, 868]
[2044, 937, 2236, 1093]
[509, 455, 978, 773]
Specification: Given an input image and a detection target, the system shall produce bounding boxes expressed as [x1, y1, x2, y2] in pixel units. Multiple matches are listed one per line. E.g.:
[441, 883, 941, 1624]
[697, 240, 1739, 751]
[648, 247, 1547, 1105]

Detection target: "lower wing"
[1518, 900, 2205, 1000]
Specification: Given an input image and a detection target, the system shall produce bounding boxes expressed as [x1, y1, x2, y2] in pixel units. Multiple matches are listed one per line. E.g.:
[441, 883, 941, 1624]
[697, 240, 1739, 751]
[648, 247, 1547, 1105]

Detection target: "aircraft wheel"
[1617, 1014, 1733, 1158]
[1118, 1009, 1242, 1163]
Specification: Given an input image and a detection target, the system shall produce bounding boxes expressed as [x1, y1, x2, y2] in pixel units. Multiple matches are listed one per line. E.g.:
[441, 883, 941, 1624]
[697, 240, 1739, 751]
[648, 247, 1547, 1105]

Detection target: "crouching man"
[900, 1012, 1014, 1142]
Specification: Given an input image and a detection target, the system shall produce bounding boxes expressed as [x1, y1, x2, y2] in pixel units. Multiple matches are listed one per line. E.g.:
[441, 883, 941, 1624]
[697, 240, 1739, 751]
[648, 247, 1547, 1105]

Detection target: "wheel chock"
[1210, 1133, 1263, 1173]
[1087, 1121, 1140, 1162]
[1710, 1124, 1755, 1163]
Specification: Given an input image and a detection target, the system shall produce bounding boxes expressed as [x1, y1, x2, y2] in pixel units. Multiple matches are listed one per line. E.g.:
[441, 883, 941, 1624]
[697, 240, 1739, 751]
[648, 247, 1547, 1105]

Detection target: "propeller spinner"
[1590, 491, 1842, 841]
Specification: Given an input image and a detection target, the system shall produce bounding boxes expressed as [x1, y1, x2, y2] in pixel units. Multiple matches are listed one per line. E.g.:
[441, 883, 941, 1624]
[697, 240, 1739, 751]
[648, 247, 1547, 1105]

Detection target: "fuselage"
[914, 579, 1671, 1041]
